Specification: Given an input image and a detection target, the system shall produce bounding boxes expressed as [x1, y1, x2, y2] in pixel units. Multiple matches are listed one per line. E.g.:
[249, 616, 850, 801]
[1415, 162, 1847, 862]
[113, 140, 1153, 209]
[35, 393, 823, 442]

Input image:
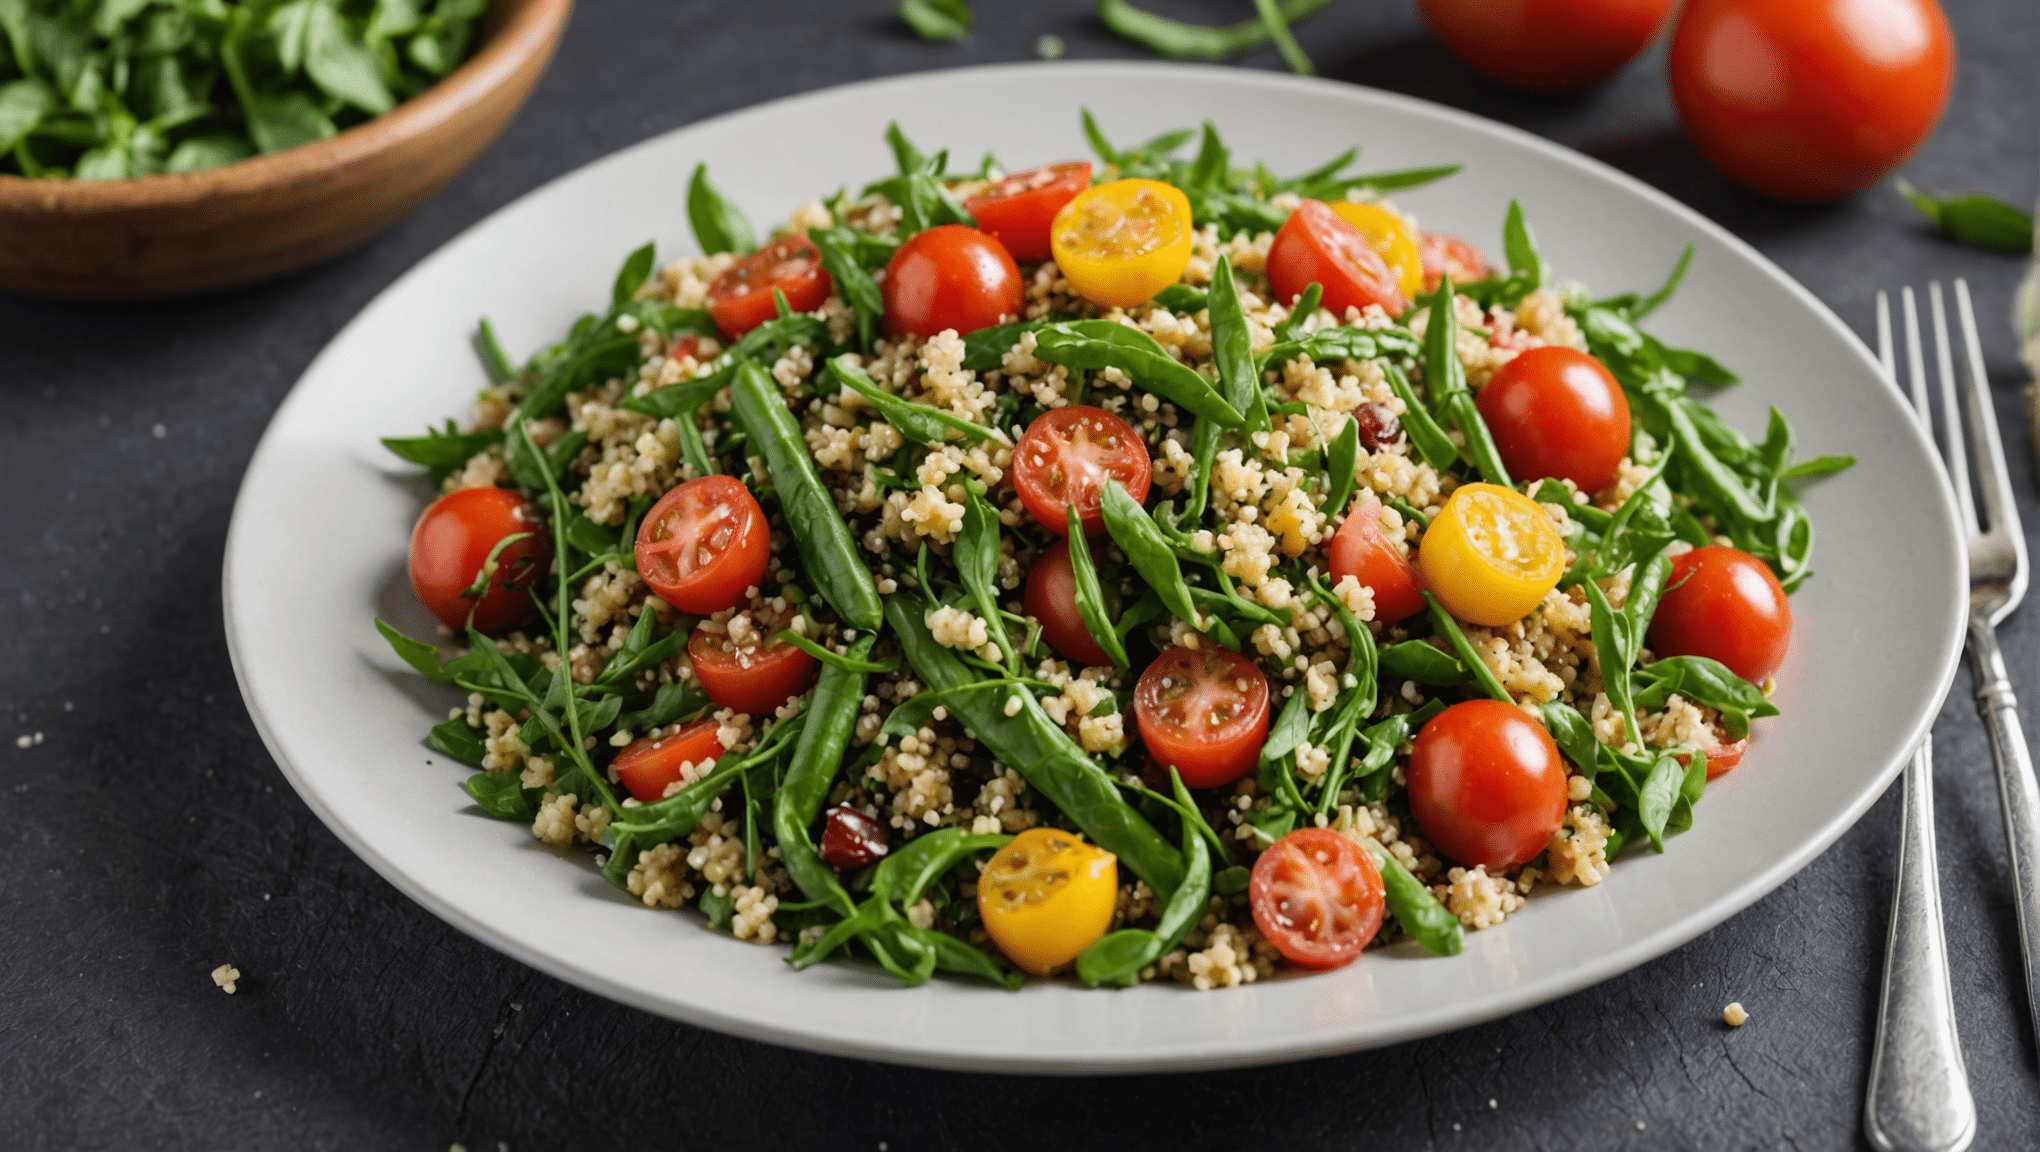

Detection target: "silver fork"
[1864, 286, 1975, 1152]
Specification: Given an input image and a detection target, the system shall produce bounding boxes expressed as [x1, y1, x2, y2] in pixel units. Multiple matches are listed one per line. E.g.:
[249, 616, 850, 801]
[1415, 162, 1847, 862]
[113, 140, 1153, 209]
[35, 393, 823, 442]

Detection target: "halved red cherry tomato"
[881, 225, 1024, 339]
[819, 804, 891, 868]
[1676, 731, 1748, 781]
[1668, 0, 1954, 203]
[1419, 0, 1679, 92]
[1407, 699, 1568, 870]
[1475, 347, 1633, 494]
[611, 718, 724, 803]
[634, 475, 771, 616]
[1024, 538, 1115, 667]
[964, 161, 1092, 265]
[666, 333, 704, 362]
[1248, 828, 1385, 970]
[1011, 405, 1151, 536]
[705, 235, 833, 340]
[1327, 494, 1425, 623]
[408, 487, 550, 634]
[1134, 646, 1270, 789]
[1267, 199, 1409, 319]
[687, 605, 817, 716]
[1419, 231, 1490, 293]
[1648, 546, 1792, 683]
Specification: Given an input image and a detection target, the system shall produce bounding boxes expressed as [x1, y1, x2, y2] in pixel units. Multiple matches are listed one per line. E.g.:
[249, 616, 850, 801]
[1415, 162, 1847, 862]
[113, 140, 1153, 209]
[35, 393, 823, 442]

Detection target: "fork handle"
[1864, 742, 1975, 1152]
[1971, 616, 2040, 1044]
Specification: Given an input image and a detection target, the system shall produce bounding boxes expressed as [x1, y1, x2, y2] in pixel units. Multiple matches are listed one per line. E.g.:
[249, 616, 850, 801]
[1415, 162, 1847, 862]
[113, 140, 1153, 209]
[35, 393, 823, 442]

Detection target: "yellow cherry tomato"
[976, 827, 1118, 975]
[1328, 201, 1424, 301]
[1417, 482, 1567, 627]
[1049, 179, 1193, 310]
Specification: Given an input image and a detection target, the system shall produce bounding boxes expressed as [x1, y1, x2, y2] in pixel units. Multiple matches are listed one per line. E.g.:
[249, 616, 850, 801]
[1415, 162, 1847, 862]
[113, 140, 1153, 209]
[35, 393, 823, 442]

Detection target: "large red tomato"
[408, 487, 550, 634]
[881, 225, 1024, 339]
[1474, 347, 1633, 494]
[1419, 0, 1680, 91]
[1647, 546, 1793, 683]
[1667, 0, 1955, 202]
[1407, 700, 1568, 870]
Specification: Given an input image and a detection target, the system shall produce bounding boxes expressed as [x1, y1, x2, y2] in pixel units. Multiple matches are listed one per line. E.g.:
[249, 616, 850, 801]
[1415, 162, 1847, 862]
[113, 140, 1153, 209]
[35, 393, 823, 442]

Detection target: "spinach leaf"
[382, 420, 503, 481]
[1378, 639, 1470, 686]
[1033, 320, 1242, 427]
[687, 163, 756, 256]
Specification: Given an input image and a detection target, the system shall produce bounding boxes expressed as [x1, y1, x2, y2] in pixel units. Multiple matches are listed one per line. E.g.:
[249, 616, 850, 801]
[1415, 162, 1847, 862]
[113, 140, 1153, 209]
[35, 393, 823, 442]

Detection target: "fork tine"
[1956, 278, 2024, 542]
[1877, 290, 1896, 385]
[1903, 287, 1932, 430]
[1931, 282, 1978, 532]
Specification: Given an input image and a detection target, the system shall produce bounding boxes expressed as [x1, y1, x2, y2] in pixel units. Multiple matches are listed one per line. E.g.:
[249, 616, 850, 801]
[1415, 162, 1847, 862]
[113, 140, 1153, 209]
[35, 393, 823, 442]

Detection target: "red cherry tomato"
[1676, 732, 1748, 781]
[408, 487, 550, 634]
[666, 333, 705, 362]
[1667, 0, 1955, 202]
[1419, 231, 1490, 294]
[1011, 405, 1152, 536]
[1474, 347, 1633, 494]
[1267, 199, 1409, 319]
[687, 609, 817, 716]
[1327, 494, 1426, 623]
[705, 235, 833, 340]
[1133, 646, 1270, 789]
[634, 475, 771, 616]
[611, 718, 724, 803]
[1248, 828, 1385, 969]
[1407, 699, 1569, 870]
[963, 161, 1092, 265]
[1419, 0, 1679, 91]
[1024, 538, 1115, 667]
[1648, 546, 1793, 683]
[819, 804, 891, 868]
[880, 225, 1024, 339]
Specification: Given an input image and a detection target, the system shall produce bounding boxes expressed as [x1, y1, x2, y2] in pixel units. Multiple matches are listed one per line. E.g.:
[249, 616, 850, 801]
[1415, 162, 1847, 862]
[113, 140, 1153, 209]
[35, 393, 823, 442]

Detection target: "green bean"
[1064, 507, 1131, 668]
[730, 361, 883, 631]
[775, 637, 876, 916]
[885, 594, 1187, 898]
[1382, 363, 1459, 472]
[1077, 769, 1214, 987]
[1421, 592, 1511, 704]
[1358, 837, 1464, 956]
[956, 489, 1018, 668]
[1032, 321, 1243, 427]
[1099, 479, 1203, 632]
[825, 355, 1002, 446]
[1422, 277, 1511, 485]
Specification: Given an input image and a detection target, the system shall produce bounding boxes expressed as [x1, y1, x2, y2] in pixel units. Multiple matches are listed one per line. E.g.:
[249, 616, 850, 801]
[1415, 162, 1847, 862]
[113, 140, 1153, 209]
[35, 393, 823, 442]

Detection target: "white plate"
[224, 62, 1967, 1074]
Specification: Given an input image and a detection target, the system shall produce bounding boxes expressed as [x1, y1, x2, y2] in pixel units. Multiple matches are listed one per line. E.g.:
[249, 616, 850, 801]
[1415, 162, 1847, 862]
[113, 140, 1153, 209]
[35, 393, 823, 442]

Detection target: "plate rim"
[222, 59, 1970, 1074]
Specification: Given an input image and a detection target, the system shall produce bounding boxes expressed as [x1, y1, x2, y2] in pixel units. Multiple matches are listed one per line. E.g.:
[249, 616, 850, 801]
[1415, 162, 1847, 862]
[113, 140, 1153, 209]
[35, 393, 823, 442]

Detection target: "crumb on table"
[211, 964, 241, 995]
[1723, 1001, 1749, 1027]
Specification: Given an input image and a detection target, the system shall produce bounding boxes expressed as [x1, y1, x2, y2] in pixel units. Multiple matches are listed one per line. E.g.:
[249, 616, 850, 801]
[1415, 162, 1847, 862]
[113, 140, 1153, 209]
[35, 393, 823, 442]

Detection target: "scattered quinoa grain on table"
[210, 964, 241, 995]
[1723, 1001, 1750, 1026]
[375, 110, 1848, 991]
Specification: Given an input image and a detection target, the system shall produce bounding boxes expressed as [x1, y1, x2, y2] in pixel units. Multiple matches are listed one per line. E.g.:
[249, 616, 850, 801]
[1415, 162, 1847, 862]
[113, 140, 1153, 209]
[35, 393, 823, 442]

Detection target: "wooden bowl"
[0, 0, 573, 300]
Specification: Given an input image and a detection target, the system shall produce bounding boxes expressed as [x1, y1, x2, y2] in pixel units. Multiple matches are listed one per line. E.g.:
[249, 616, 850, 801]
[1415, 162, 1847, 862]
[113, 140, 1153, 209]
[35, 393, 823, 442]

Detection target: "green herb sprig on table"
[0, 0, 488, 179]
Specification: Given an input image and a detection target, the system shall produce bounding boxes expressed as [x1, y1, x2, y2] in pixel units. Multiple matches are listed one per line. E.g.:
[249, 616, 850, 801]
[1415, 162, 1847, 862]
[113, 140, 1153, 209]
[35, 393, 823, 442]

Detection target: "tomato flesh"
[1407, 699, 1568, 870]
[978, 828, 1118, 975]
[612, 718, 724, 803]
[1011, 405, 1152, 536]
[964, 161, 1092, 265]
[408, 486, 550, 634]
[1647, 546, 1793, 683]
[687, 607, 817, 716]
[1133, 646, 1270, 789]
[1327, 495, 1426, 623]
[819, 804, 891, 868]
[1267, 199, 1409, 319]
[1024, 538, 1115, 667]
[1420, 231, 1490, 293]
[1249, 828, 1385, 969]
[881, 225, 1024, 339]
[1419, 0, 1679, 91]
[705, 235, 833, 340]
[634, 475, 771, 616]
[1667, 0, 1954, 202]
[1049, 178, 1195, 309]
[1475, 346, 1633, 494]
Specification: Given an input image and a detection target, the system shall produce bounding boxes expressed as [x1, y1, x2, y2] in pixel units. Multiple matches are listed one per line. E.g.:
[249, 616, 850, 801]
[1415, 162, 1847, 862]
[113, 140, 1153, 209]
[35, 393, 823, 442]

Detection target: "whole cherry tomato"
[1010, 405, 1151, 536]
[1667, 0, 1955, 202]
[612, 718, 724, 803]
[634, 475, 771, 616]
[1249, 828, 1385, 970]
[1133, 645, 1270, 789]
[1647, 546, 1793, 683]
[1419, 0, 1680, 91]
[964, 161, 1092, 265]
[881, 224, 1024, 339]
[705, 235, 833, 340]
[408, 486, 549, 634]
[1407, 699, 1569, 870]
[1267, 199, 1408, 318]
[1024, 538, 1116, 667]
[1327, 494, 1426, 623]
[1475, 346, 1633, 494]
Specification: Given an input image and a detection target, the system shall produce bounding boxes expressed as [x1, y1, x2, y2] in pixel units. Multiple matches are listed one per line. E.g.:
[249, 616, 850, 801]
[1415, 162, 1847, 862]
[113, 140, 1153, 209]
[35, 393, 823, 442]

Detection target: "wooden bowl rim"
[0, 0, 572, 212]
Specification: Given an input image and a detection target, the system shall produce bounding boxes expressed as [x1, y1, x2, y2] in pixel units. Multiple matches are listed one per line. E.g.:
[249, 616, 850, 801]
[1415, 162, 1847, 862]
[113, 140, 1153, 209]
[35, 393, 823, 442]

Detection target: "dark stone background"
[3, 1, 2036, 1148]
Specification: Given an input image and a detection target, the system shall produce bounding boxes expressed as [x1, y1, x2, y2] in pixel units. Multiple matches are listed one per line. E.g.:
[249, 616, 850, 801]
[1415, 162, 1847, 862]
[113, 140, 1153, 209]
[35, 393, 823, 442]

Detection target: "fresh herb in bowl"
[0, 0, 489, 180]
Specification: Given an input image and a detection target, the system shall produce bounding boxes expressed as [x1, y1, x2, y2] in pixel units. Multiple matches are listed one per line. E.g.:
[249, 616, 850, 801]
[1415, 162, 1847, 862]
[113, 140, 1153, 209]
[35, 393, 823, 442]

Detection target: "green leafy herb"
[382, 421, 504, 482]
[1898, 177, 2034, 253]
[1096, 0, 1332, 62]
[899, 0, 971, 41]
[1065, 507, 1131, 669]
[687, 163, 757, 256]
[1033, 320, 1243, 427]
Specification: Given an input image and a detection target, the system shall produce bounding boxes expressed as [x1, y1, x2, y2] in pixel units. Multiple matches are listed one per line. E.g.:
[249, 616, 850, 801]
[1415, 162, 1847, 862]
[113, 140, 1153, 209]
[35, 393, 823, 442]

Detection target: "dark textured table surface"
[4, 2, 2038, 1148]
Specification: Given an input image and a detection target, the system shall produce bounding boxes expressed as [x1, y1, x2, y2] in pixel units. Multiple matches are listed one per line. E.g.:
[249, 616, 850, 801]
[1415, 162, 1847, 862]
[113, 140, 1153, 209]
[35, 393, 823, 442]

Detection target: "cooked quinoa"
[378, 113, 1842, 991]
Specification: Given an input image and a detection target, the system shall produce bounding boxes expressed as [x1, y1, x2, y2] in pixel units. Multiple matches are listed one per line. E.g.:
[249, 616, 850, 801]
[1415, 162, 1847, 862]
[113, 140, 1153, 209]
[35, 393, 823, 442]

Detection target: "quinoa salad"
[377, 113, 1853, 991]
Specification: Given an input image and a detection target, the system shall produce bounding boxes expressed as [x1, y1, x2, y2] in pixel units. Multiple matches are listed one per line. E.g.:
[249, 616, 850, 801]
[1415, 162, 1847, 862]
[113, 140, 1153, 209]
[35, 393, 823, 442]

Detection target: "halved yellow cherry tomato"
[1329, 201, 1424, 301]
[1049, 179, 1193, 309]
[976, 827, 1118, 975]
[1417, 482, 1566, 626]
